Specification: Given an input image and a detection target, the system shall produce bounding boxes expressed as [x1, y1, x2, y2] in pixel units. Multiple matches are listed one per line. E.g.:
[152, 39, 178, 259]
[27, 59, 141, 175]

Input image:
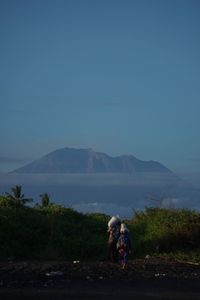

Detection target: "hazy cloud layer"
[1, 173, 199, 217]
[0, 172, 182, 187]
[72, 202, 135, 219]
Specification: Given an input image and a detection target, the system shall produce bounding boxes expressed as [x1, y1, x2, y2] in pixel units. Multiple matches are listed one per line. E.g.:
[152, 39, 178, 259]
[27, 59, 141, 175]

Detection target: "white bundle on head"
[108, 216, 120, 228]
[120, 223, 129, 233]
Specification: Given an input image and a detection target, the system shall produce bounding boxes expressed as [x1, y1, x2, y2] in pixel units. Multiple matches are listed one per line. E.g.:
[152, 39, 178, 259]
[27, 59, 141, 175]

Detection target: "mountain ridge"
[12, 147, 173, 174]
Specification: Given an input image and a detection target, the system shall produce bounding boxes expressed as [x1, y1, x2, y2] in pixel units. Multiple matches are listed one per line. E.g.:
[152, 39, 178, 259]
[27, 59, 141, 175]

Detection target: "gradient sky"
[1, 0, 200, 175]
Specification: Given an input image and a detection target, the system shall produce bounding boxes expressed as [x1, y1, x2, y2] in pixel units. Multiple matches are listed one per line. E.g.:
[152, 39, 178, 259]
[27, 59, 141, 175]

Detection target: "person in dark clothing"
[116, 223, 131, 269]
[108, 225, 120, 262]
[107, 216, 121, 262]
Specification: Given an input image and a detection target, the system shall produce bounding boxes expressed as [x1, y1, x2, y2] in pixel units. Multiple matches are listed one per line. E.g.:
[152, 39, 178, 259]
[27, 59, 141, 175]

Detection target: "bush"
[0, 196, 16, 208]
[0, 203, 108, 261]
[129, 207, 200, 259]
[1, 202, 200, 262]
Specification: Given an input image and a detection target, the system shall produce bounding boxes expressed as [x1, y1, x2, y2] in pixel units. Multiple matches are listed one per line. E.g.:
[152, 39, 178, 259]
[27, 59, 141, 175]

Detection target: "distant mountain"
[6, 148, 200, 216]
[12, 147, 173, 174]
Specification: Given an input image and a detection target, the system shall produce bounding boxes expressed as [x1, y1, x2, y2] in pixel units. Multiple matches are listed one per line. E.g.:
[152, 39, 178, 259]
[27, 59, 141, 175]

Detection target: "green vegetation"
[128, 207, 200, 262]
[0, 195, 109, 261]
[0, 187, 200, 262]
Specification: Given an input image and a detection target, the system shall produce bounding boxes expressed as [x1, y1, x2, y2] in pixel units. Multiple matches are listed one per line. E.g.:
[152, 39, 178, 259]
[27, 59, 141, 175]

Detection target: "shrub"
[1, 202, 200, 262]
[129, 207, 200, 258]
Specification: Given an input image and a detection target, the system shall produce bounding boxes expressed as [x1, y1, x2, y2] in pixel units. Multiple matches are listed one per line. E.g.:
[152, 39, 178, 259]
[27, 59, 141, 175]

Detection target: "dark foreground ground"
[0, 258, 200, 299]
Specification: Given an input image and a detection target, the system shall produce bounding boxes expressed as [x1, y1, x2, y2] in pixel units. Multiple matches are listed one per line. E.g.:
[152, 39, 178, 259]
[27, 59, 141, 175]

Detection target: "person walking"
[116, 223, 131, 269]
[107, 216, 121, 263]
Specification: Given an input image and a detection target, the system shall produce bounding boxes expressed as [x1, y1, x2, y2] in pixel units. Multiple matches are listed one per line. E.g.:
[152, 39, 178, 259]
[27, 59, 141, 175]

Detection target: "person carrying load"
[116, 223, 131, 269]
[107, 216, 121, 263]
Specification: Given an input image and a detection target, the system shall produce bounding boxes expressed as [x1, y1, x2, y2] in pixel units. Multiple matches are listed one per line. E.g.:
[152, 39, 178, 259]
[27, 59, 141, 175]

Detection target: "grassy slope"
[128, 207, 200, 262]
[0, 196, 200, 262]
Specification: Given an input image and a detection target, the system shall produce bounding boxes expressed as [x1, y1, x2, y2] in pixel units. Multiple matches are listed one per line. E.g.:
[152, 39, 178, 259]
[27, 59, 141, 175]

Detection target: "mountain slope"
[12, 147, 172, 174]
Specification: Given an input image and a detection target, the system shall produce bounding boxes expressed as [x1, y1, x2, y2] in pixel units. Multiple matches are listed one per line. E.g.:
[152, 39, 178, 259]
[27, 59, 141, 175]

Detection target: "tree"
[40, 193, 50, 207]
[6, 185, 32, 206]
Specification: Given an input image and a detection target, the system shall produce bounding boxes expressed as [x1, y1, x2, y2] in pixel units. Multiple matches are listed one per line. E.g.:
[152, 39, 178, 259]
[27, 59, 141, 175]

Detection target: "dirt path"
[0, 258, 200, 299]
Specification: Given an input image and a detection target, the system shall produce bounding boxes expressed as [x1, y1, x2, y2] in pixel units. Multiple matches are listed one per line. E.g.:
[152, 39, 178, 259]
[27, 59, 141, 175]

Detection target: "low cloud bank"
[0, 173, 199, 217]
[1, 172, 182, 187]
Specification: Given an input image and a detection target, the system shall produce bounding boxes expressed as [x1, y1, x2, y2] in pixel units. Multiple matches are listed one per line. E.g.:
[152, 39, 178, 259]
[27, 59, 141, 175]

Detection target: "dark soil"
[1, 258, 200, 299]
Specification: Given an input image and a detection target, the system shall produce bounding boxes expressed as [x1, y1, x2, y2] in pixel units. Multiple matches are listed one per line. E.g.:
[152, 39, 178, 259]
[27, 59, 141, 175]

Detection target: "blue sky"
[1, 0, 200, 175]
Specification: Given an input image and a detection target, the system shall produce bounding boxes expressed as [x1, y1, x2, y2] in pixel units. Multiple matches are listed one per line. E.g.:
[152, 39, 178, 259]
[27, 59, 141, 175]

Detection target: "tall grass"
[0, 196, 109, 261]
[0, 195, 200, 262]
[128, 207, 200, 261]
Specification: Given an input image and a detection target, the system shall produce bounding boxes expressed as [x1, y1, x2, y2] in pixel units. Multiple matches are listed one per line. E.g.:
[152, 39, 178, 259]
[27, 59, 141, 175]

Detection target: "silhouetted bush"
[0, 201, 108, 261]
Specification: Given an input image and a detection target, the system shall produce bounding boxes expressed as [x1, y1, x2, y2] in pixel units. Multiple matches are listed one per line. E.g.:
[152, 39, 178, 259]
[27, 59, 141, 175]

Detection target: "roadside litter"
[155, 273, 166, 278]
[73, 260, 80, 264]
[45, 271, 64, 277]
